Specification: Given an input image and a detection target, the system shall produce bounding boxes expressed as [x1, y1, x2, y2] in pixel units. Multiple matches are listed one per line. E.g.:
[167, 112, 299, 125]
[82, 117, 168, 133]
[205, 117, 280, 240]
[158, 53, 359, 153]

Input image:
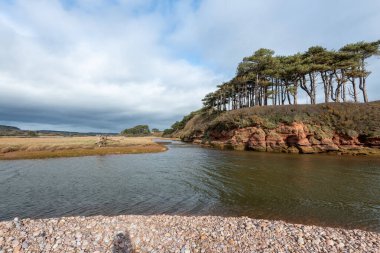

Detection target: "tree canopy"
[121, 125, 150, 136]
[203, 40, 380, 111]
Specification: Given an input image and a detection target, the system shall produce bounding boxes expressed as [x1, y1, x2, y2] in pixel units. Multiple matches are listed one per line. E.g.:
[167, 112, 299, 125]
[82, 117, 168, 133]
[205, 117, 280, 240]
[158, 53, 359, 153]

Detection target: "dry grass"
[0, 136, 167, 160]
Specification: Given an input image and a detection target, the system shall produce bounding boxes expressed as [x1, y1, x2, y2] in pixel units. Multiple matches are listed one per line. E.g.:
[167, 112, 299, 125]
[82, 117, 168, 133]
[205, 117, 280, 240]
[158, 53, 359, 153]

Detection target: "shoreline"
[1, 214, 378, 252]
[0, 136, 167, 160]
[188, 139, 380, 156]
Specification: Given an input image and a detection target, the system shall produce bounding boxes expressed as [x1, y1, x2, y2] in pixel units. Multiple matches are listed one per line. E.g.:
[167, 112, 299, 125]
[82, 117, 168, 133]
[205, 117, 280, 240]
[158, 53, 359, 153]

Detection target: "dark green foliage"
[151, 128, 160, 133]
[163, 128, 175, 136]
[121, 125, 150, 136]
[203, 40, 380, 110]
[27, 131, 38, 137]
[172, 111, 201, 131]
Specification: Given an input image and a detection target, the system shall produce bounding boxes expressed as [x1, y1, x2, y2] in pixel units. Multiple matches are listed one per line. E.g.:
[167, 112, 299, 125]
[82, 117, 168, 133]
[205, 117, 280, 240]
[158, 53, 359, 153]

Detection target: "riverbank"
[0, 136, 166, 160]
[0, 215, 378, 253]
[170, 102, 380, 155]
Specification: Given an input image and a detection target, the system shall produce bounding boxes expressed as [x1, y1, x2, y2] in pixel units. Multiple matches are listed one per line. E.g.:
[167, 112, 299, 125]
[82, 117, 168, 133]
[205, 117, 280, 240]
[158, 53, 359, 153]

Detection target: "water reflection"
[0, 141, 379, 232]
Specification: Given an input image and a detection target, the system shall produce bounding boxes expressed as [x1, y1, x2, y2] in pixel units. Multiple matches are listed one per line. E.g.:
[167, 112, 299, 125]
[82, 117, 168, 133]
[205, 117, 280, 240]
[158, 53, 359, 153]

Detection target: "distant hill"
[0, 125, 35, 137]
[35, 130, 118, 136]
[0, 125, 20, 131]
[0, 125, 118, 137]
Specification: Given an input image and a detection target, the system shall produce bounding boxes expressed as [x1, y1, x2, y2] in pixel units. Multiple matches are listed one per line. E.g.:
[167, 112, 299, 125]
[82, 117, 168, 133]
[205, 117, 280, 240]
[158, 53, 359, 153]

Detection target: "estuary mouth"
[1, 141, 379, 232]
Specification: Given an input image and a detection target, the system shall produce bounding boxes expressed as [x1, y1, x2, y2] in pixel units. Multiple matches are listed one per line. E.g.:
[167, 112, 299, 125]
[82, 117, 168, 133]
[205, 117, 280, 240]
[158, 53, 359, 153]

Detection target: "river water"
[0, 141, 379, 231]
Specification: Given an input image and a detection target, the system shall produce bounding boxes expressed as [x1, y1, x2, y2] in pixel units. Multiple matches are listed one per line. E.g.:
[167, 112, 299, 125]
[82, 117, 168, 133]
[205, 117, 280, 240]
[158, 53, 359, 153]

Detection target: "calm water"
[0, 141, 379, 231]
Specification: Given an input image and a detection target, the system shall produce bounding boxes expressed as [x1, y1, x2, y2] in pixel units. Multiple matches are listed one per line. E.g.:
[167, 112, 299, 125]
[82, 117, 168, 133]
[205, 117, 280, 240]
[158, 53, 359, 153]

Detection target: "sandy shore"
[0, 215, 378, 253]
[0, 136, 166, 160]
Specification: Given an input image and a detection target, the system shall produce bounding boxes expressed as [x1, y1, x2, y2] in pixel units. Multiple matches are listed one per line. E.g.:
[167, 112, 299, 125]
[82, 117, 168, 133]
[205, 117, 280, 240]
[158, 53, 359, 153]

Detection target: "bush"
[151, 128, 160, 133]
[121, 125, 150, 136]
[163, 128, 175, 136]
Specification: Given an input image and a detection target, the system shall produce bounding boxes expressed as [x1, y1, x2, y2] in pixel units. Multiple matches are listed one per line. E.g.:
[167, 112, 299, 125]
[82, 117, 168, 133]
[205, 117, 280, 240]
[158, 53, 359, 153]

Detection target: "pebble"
[22, 241, 28, 249]
[327, 239, 335, 246]
[12, 239, 19, 247]
[0, 215, 378, 253]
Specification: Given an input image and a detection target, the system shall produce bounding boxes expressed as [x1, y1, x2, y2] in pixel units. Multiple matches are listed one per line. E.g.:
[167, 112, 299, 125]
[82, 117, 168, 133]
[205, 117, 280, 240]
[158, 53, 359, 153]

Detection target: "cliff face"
[192, 122, 379, 155]
[175, 102, 380, 155]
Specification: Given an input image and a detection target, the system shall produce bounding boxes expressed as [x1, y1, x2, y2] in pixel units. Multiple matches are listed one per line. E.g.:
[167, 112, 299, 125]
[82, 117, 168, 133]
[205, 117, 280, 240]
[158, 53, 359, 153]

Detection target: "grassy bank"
[0, 136, 167, 160]
[174, 102, 380, 139]
[170, 102, 380, 155]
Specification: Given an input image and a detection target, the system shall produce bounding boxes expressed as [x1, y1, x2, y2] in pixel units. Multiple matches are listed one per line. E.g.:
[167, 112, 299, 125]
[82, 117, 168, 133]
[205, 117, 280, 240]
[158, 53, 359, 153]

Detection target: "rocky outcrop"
[189, 122, 379, 155]
[173, 102, 380, 155]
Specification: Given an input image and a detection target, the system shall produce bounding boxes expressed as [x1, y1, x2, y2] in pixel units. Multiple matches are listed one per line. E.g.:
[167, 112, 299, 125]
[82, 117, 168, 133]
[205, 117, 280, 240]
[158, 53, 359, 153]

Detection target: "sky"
[0, 0, 379, 132]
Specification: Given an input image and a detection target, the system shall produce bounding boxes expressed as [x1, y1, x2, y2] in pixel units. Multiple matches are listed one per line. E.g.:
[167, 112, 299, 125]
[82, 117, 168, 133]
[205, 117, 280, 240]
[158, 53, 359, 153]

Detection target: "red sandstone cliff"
[174, 102, 380, 155]
[191, 122, 379, 155]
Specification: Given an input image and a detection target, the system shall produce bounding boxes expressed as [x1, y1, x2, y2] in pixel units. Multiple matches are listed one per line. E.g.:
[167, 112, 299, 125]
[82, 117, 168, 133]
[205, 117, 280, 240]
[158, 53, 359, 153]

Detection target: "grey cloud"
[0, 0, 379, 132]
[0, 0, 219, 131]
[0, 102, 184, 132]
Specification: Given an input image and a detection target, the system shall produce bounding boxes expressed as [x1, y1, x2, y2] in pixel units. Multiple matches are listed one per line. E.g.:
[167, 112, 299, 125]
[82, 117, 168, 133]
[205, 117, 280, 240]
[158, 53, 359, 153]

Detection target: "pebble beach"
[0, 215, 379, 253]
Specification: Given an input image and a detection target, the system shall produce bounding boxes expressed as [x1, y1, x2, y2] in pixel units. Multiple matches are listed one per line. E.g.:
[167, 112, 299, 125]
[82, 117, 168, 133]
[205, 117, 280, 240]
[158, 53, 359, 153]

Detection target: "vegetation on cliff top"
[163, 110, 202, 136]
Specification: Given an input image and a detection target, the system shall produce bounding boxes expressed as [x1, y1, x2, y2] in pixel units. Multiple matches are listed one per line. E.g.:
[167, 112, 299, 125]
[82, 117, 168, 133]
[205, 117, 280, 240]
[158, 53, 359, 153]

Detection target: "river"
[0, 140, 379, 232]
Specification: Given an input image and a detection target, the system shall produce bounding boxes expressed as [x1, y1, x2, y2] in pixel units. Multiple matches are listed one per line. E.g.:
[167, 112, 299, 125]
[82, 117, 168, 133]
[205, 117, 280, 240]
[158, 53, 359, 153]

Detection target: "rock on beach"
[0, 215, 379, 252]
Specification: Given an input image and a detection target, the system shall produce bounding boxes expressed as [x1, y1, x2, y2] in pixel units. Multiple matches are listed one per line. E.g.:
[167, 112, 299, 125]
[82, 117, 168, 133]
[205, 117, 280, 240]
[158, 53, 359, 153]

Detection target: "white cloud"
[168, 0, 380, 100]
[0, 0, 221, 131]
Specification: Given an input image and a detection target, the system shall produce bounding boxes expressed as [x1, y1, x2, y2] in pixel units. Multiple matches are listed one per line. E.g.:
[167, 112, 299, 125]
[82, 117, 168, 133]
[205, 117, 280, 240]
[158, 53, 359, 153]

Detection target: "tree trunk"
[274, 80, 278, 105]
[359, 58, 369, 103]
[321, 71, 331, 103]
[300, 75, 312, 104]
[352, 78, 358, 102]
[311, 73, 316, 104]
[360, 78, 368, 103]
[342, 82, 346, 102]
[287, 89, 292, 105]
[294, 80, 298, 105]
[255, 75, 260, 106]
[335, 83, 341, 103]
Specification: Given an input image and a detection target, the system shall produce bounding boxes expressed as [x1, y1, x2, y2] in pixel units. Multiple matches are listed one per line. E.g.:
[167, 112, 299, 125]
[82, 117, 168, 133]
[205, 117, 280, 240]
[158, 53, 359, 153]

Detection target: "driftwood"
[96, 135, 108, 147]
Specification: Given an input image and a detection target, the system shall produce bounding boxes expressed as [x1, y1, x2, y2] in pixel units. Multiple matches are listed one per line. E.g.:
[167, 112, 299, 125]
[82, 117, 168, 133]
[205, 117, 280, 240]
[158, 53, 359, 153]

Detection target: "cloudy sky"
[0, 0, 379, 132]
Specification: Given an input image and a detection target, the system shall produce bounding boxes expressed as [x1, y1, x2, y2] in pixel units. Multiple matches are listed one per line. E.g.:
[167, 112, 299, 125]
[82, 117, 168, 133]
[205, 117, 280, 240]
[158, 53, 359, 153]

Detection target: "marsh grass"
[0, 136, 166, 160]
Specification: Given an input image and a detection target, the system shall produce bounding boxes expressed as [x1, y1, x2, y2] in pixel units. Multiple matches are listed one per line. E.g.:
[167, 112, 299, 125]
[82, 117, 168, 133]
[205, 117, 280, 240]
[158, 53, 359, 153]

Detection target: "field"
[0, 136, 167, 160]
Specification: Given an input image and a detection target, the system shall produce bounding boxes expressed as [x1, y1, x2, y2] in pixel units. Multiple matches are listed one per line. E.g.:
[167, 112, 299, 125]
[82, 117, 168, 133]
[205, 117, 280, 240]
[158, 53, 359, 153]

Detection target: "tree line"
[202, 41, 380, 111]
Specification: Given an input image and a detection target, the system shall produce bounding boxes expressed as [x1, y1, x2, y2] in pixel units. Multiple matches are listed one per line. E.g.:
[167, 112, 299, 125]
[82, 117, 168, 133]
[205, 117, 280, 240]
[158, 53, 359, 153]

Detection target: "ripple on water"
[0, 142, 379, 232]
